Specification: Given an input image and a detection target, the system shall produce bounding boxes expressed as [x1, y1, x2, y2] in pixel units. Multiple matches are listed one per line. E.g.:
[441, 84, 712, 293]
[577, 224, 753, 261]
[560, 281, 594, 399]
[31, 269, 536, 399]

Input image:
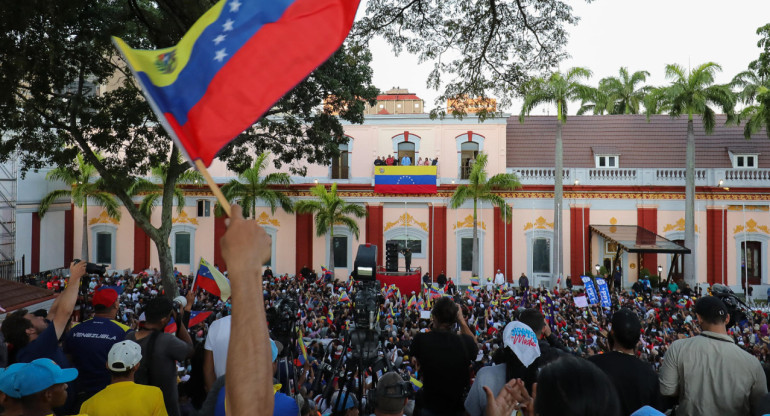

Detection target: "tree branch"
[514, 0, 544, 50]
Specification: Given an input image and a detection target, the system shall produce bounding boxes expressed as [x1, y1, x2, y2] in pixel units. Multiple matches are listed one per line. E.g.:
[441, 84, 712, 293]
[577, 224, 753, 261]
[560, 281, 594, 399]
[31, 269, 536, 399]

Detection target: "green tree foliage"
[39, 154, 120, 261]
[732, 24, 770, 139]
[449, 153, 520, 278]
[128, 158, 205, 218]
[648, 62, 735, 287]
[294, 183, 367, 276]
[0, 1, 377, 296]
[354, 0, 591, 119]
[519, 67, 594, 281]
[218, 152, 294, 219]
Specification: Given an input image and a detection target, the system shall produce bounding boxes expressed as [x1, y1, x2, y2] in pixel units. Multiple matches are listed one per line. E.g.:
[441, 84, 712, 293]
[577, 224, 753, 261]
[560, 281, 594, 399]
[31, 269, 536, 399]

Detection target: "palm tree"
[577, 86, 611, 115]
[218, 152, 294, 218]
[519, 67, 594, 282]
[128, 161, 205, 217]
[39, 154, 120, 261]
[601, 67, 651, 114]
[732, 67, 770, 139]
[294, 183, 367, 276]
[449, 152, 520, 279]
[650, 62, 735, 287]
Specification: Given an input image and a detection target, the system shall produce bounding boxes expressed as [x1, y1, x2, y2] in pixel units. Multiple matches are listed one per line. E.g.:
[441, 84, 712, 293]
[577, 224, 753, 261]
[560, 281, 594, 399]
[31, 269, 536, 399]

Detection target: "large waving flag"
[374, 166, 437, 194]
[112, 0, 360, 166]
[165, 311, 213, 333]
[193, 258, 231, 301]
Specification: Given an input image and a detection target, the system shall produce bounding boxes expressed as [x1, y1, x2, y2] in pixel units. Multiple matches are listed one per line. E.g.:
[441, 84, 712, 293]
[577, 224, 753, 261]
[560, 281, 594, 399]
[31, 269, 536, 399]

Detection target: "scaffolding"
[0, 154, 17, 278]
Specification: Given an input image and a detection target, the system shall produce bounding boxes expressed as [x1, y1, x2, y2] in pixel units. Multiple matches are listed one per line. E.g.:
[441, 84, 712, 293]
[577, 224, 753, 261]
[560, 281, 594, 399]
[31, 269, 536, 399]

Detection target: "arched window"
[460, 142, 479, 179]
[398, 142, 415, 166]
[170, 224, 196, 269]
[90, 224, 117, 268]
[734, 232, 768, 286]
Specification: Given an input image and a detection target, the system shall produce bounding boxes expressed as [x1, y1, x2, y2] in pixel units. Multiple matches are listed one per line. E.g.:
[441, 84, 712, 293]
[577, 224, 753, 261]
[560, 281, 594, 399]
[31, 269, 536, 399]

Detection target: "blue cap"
[0, 363, 27, 398]
[9, 359, 78, 397]
[273, 392, 300, 415]
[332, 392, 357, 411]
[271, 339, 278, 362]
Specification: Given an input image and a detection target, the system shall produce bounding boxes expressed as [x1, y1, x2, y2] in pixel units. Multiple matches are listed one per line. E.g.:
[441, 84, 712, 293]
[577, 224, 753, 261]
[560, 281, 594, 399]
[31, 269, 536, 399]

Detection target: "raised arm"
[49, 261, 86, 339]
[221, 204, 273, 416]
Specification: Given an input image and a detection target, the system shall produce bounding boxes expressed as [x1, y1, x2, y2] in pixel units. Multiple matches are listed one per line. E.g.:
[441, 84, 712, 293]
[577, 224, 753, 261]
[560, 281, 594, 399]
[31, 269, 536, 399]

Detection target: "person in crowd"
[660, 296, 767, 415]
[410, 297, 477, 416]
[422, 272, 431, 286]
[2, 261, 86, 367]
[327, 391, 358, 416]
[518, 272, 529, 294]
[445, 276, 456, 295]
[400, 154, 411, 166]
[0, 363, 24, 416]
[79, 340, 166, 415]
[588, 308, 662, 416]
[400, 247, 412, 272]
[372, 372, 408, 416]
[127, 296, 194, 416]
[436, 271, 447, 289]
[385, 155, 395, 166]
[494, 269, 505, 289]
[203, 314, 230, 391]
[263, 266, 274, 279]
[0, 331, 6, 369]
[374, 156, 384, 166]
[565, 275, 573, 291]
[612, 266, 622, 292]
[10, 358, 79, 416]
[65, 287, 132, 406]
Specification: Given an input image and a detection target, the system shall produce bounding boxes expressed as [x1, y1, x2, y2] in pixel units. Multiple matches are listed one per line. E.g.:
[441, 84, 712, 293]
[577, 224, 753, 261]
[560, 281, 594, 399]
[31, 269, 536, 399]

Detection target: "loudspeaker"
[385, 241, 398, 272]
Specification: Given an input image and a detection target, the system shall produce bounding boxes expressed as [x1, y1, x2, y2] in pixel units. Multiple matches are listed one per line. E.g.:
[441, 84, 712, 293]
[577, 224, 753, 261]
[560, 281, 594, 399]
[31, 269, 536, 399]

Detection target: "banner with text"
[595, 277, 612, 308]
[580, 275, 599, 305]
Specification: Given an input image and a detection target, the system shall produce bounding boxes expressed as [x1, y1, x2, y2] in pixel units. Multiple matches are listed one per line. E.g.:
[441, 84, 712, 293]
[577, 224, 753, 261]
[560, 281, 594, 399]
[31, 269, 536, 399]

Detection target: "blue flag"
[580, 275, 599, 305]
[595, 277, 612, 308]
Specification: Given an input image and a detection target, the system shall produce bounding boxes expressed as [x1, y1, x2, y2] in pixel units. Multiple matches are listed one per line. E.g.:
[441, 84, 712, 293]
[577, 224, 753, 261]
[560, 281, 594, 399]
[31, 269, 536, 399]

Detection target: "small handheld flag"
[193, 258, 231, 301]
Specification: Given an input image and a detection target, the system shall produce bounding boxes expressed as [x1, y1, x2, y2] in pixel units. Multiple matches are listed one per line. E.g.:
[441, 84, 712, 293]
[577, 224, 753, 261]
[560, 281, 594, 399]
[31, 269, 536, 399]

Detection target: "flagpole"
[194, 159, 231, 217]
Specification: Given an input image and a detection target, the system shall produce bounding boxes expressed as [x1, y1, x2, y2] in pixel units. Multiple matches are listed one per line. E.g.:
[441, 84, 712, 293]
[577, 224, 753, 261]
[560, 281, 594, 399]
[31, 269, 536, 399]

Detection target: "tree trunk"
[81, 204, 89, 261]
[684, 119, 696, 287]
[553, 121, 564, 283]
[329, 224, 335, 279]
[472, 198, 479, 278]
[155, 237, 176, 298]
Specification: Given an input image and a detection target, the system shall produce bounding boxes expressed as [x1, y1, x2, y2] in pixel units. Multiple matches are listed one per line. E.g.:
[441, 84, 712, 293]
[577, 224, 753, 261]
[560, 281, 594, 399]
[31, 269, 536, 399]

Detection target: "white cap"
[108, 340, 142, 371]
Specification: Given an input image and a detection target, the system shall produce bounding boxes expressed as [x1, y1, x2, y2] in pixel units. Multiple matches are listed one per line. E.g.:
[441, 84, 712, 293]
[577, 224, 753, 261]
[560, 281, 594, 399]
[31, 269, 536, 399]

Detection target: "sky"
[362, 0, 770, 114]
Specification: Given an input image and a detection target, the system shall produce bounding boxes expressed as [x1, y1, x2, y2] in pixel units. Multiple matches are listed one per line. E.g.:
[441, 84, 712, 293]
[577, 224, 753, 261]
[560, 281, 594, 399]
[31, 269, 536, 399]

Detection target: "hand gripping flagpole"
[194, 159, 232, 217]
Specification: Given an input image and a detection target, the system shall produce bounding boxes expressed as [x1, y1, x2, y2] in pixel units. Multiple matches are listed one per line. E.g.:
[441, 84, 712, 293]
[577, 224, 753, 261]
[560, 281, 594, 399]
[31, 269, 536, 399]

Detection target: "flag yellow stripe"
[374, 166, 437, 176]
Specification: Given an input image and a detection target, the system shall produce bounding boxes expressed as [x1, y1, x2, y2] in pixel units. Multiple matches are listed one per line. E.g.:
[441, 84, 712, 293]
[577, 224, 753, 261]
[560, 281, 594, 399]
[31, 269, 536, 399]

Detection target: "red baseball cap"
[92, 288, 118, 308]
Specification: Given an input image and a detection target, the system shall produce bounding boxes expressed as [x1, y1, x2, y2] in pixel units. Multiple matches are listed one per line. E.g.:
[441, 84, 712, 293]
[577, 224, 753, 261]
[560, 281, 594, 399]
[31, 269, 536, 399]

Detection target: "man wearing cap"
[373, 372, 409, 416]
[6, 358, 79, 416]
[0, 363, 25, 416]
[588, 308, 662, 416]
[79, 340, 166, 415]
[659, 296, 767, 415]
[64, 287, 132, 406]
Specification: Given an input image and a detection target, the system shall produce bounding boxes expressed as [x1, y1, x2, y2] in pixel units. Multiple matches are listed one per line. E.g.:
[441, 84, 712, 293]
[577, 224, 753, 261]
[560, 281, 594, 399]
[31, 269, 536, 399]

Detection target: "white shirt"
[204, 315, 232, 378]
[494, 272, 505, 285]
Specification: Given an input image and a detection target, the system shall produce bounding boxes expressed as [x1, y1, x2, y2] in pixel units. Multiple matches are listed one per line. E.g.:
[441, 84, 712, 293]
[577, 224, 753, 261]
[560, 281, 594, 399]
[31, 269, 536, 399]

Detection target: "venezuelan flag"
[192, 258, 231, 301]
[113, 0, 360, 166]
[374, 166, 437, 194]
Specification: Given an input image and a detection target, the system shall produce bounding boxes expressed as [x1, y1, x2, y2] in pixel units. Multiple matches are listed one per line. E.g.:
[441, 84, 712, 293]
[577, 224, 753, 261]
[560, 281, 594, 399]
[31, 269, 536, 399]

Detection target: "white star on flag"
[223, 19, 234, 31]
[214, 49, 228, 62]
[213, 34, 226, 45]
[229, 0, 242, 12]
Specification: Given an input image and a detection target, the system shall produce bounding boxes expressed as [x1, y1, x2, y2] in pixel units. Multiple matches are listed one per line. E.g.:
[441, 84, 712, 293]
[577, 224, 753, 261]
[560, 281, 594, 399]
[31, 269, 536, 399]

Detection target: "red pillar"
[493, 207, 514, 282]
[31, 213, 40, 274]
[133, 216, 151, 273]
[64, 204, 74, 267]
[295, 213, 314, 275]
[706, 207, 727, 286]
[637, 206, 658, 276]
[569, 206, 590, 285]
[429, 205, 447, 277]
[365, 204, 384, 264]
[214, 215, 227, 271]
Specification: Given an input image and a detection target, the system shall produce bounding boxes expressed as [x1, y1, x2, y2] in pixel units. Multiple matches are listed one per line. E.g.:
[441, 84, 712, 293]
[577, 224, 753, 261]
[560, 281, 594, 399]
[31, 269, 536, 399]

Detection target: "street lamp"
[658, 265, 663, 285]
[595, 264, 600, 275]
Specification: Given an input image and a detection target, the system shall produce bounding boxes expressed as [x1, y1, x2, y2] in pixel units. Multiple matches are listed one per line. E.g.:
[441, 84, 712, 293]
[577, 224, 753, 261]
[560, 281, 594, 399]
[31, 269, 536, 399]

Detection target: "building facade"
[15, 113, 770, 295]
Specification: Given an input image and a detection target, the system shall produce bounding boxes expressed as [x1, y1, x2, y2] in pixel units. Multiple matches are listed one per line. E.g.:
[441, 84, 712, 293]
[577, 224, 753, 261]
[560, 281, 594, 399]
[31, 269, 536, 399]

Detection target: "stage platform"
[376, 268, 422, 295]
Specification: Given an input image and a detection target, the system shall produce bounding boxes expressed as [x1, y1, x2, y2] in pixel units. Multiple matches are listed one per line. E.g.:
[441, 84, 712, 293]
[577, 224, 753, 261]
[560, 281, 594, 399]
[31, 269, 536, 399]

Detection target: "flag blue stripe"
[374, 175, 436, 185]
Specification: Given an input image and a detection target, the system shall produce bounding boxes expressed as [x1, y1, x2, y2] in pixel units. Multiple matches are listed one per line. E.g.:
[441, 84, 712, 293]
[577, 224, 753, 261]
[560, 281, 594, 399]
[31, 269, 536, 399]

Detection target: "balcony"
[508, 167, 770, 188]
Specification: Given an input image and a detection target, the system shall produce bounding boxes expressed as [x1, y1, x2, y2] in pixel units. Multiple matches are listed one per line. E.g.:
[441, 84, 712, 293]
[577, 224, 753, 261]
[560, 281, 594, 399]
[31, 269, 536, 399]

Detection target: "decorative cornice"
[728, 205, 770, 211]
[734, 219, 770, 234]
[523, 216, 552, 231]
[384, 212, 428, 232]
[172, 211, 198, 225]
[454, 214, 486, 231]
[88, 211, 119, 226]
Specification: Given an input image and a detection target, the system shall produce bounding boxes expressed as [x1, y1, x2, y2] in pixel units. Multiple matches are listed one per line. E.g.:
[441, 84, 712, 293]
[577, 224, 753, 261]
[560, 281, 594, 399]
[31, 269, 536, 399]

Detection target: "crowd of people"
[2, 207, 770, 415]
[373, 155, 438, 167]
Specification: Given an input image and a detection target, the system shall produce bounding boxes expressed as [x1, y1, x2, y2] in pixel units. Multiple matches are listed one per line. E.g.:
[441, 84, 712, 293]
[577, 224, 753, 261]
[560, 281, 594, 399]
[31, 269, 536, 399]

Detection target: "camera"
[73, 259, 107, 275]
[267, 295, 300, 348]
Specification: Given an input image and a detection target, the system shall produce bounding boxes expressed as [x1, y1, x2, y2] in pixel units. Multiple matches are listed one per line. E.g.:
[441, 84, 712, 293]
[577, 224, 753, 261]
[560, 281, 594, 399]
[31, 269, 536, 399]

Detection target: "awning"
[589, 225, 690, 254]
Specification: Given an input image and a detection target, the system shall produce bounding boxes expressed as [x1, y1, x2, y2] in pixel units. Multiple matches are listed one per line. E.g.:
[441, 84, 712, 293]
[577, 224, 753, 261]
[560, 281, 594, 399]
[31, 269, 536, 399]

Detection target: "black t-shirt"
[410, 330, 478, 414]
[588, 351, 663, 416]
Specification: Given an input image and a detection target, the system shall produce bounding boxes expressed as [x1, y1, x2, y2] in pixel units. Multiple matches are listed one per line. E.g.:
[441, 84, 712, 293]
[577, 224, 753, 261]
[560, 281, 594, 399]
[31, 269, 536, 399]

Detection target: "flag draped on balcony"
[374, 166, 438, 194]
[112, 0, 360, 167]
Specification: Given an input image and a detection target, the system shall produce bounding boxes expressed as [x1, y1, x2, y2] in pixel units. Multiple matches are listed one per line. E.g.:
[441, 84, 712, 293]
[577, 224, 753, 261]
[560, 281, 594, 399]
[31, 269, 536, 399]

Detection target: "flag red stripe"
[374, 184, 437, 194]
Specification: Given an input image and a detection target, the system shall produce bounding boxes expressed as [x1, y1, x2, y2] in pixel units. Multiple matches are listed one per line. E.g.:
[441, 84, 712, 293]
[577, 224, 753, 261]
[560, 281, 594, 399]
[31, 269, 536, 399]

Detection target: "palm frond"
[38, 189, 72, 217]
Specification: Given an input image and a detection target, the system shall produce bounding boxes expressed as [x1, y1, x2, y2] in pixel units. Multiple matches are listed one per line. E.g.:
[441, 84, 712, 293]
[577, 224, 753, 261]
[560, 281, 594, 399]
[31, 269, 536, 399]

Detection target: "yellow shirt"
[80, 381, 168, 416]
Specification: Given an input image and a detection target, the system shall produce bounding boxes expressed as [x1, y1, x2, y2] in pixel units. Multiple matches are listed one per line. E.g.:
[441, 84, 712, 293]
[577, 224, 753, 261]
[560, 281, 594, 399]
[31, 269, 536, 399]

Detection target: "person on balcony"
[374, 156, 385, 166]
[417, 157, 424, 166]
[386, 154, 395, 165]
[401, 154, 412, 166]
[423, 157, 431, 166]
